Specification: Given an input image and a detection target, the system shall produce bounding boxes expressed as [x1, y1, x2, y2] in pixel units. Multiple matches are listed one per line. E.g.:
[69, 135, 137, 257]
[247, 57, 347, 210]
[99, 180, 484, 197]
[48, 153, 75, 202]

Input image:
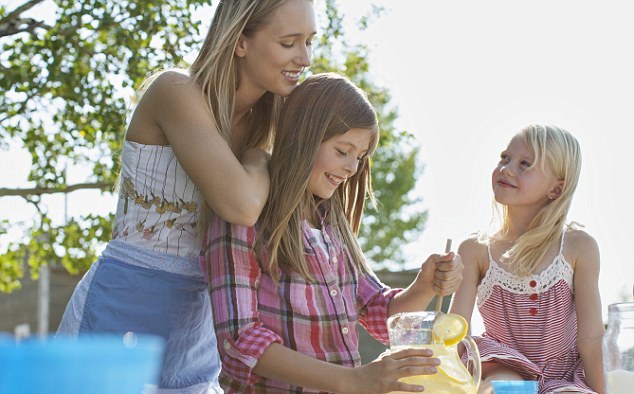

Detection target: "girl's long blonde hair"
[255, 73, 379, 282]
[497, 124, 582, 275]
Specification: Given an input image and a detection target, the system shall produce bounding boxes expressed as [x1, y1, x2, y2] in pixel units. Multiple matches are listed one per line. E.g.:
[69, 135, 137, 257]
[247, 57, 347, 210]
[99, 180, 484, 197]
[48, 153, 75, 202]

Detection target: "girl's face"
[308, 128, 373, 200]
[492, 135, 563, 210]
[235, 0, 316, 99]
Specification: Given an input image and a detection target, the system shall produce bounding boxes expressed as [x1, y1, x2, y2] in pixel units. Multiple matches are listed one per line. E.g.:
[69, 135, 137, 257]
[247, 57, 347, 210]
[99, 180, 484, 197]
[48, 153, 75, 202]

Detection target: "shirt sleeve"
[356, 268, 403, 345]
[203, 215, 283, 385]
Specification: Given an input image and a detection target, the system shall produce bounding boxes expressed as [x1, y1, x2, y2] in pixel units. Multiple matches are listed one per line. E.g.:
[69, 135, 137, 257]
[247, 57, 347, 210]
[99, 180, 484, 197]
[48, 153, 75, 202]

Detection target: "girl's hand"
[345, 347, 440, 393]
[387, 252, 464, 316]
[419, 252, 464, 296]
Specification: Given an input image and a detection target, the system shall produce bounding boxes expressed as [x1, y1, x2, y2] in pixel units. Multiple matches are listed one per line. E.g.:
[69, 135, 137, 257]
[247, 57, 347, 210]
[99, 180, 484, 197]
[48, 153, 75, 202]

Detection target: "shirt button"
[332, 256, 338, 263]
[530, 294, 538, 301]
[224, 340, 231, 350]
[529, 280, 537, 288]
[330, 289, 338, 297]
[529, 308, 538, 316]
[341, 327, 349, 335]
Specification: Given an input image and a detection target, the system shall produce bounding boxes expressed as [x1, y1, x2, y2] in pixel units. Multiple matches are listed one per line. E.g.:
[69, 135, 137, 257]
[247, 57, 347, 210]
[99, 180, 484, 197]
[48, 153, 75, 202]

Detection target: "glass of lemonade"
[387, 311, 480, 394]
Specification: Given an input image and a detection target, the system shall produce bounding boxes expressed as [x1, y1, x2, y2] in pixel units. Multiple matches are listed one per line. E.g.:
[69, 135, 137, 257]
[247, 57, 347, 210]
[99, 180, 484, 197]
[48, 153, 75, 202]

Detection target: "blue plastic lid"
[0, 333, 165, 394]
[492, 380, 539, 394]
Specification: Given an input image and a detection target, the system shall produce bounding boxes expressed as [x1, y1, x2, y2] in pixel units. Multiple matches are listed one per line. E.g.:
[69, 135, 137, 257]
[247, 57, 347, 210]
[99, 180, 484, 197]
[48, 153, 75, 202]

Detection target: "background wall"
[1, 269, 437, 364]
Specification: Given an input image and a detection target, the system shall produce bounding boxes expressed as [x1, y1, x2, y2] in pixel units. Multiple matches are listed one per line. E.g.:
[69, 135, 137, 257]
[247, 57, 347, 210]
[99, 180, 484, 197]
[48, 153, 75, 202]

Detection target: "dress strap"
[558, 229, 566, 255]
[485, 236, 495, 263]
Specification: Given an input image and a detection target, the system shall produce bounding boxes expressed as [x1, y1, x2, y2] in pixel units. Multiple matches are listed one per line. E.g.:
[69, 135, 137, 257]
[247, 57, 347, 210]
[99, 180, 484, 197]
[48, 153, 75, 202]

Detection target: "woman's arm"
[129, 71, 269, 226]
[570, 229, 605, 394]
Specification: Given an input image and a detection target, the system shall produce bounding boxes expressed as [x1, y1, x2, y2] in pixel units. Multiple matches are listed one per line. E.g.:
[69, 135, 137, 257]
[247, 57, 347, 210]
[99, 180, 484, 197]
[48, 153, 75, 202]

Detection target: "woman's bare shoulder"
[143, 70, 199, 100]
[127, 69, 209, 144]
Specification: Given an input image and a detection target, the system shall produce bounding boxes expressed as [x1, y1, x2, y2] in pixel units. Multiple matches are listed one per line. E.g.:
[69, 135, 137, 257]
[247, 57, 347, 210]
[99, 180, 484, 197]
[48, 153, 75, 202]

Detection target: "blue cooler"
[492, 380, 539, 394]
[0, 333, 164, 394]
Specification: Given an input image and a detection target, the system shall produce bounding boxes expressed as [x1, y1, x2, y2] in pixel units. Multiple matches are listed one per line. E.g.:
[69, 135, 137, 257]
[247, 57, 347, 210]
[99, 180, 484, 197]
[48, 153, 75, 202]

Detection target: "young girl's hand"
[345, 347, 440, 393]
[419, 252, 464, 296]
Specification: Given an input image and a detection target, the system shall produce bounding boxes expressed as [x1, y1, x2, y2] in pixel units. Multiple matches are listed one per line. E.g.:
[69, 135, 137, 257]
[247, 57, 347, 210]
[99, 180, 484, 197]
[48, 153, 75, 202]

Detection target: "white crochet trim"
[477, 254, 573, 307]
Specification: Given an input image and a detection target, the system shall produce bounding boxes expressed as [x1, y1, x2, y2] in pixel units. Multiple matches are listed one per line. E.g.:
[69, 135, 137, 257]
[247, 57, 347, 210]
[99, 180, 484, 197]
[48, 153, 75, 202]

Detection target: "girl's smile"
[495, 177, 517, 188]
[325, 172, 347, 186]
[308, 127, 372, 199]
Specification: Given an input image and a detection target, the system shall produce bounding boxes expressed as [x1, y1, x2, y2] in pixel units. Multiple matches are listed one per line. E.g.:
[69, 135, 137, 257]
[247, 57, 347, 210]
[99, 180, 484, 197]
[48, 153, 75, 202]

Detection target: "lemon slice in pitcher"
[432, 313, 468, 346]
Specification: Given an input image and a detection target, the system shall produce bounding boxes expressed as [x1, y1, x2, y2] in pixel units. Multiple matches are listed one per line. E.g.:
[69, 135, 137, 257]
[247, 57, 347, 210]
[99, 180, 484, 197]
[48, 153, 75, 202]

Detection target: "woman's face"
[308, 128, 373, 200]
[236, 0, 316, 99]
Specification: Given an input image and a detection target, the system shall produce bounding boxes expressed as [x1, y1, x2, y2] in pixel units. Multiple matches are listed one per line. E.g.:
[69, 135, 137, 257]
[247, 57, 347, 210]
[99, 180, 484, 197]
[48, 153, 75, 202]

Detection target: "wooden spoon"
[434, 238, 453, 313]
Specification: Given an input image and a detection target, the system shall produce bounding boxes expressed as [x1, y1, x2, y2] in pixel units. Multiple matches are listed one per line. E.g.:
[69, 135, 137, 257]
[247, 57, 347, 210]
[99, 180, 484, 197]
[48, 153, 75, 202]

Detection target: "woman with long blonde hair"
[57, 1, 316, 392]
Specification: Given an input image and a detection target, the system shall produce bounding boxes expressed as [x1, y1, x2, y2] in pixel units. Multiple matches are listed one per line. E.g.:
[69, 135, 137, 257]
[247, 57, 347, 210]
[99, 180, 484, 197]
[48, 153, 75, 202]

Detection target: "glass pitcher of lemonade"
[387, 311, 481, 394]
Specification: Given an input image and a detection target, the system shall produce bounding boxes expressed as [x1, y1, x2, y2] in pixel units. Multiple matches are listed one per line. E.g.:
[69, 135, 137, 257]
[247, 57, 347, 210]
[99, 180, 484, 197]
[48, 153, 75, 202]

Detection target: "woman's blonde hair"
[497, 124, 582, 275]
[189, 0, 306, 236]
[190, 0, 294, 152]
[255, 73, 379, 282]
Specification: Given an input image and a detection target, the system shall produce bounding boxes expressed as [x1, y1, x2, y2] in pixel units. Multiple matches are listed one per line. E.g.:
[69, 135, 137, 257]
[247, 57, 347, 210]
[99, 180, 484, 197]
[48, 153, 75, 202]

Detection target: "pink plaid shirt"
[202, 213, 401, 393]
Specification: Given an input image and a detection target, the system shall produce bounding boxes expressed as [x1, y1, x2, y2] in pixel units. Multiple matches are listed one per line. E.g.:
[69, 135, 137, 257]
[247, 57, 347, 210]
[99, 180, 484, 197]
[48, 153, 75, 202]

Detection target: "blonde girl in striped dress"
[450, 125, 604, 394]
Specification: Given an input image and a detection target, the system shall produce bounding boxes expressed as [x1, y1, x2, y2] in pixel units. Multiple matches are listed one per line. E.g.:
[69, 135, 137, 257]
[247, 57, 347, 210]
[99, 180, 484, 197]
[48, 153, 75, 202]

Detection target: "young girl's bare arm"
[449, 236, 483, 328]
[570, 230, 604, 393]
[254, 342, 439, 393]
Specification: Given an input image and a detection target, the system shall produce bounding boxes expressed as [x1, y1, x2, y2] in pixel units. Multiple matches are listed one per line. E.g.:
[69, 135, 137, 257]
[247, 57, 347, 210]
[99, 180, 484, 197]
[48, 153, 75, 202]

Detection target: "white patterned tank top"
[111, 140, 203, 259]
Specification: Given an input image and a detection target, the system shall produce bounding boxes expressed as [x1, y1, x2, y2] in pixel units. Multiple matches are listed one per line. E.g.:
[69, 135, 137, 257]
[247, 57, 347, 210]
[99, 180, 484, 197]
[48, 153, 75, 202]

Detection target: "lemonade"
[387, 312, 480, 394]
[389, 344, 476, 394]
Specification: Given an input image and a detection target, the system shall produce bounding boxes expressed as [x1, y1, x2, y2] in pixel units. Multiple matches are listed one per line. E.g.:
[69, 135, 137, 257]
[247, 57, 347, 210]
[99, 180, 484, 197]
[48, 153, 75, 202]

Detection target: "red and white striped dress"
[474, 233, 595, 393]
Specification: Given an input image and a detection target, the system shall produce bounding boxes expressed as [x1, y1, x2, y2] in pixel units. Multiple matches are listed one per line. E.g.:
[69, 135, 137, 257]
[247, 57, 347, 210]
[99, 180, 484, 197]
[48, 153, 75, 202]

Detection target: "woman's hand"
[343, 347, 440, 393]
[241, 147, 271, 170]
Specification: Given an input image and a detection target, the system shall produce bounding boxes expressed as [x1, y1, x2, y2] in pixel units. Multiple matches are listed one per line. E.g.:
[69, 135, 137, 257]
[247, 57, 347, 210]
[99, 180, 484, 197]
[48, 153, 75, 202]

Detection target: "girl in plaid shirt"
[202, 73, 464, 393]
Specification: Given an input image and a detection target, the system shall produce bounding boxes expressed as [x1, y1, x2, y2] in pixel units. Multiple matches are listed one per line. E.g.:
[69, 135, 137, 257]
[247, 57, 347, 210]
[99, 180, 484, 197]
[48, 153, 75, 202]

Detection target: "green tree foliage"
[0, 0, 207, 292]
[0, 0, 426, 293]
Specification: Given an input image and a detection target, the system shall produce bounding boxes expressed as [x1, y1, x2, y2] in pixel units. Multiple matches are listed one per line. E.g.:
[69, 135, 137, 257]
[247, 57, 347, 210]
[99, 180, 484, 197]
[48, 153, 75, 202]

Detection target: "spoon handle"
[434, 238, 453, 313]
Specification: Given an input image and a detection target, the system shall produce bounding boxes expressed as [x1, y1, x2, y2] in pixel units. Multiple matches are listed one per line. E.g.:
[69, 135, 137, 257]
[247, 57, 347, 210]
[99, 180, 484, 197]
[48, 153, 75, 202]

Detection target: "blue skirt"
[57, 241, 221, 393]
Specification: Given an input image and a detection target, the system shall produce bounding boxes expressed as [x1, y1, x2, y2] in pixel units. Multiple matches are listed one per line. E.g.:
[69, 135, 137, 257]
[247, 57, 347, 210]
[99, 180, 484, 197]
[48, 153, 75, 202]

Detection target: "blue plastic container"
[0, 333, 164, 394]
[492, 380, 539, 394]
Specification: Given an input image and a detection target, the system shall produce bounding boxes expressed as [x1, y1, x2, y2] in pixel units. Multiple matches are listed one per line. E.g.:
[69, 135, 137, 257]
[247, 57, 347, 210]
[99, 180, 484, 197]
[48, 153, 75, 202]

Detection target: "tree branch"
[0, 18, 49, 37]
[0, 0, 50, 37]
[0, 182, 114, 197]
[1, 0, 44, 21]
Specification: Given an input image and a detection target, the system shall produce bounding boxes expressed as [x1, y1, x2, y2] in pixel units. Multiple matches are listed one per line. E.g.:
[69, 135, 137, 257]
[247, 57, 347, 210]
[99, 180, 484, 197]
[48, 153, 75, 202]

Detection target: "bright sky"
[1, 0, 633, 333]
[338, 0, 634, 331]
